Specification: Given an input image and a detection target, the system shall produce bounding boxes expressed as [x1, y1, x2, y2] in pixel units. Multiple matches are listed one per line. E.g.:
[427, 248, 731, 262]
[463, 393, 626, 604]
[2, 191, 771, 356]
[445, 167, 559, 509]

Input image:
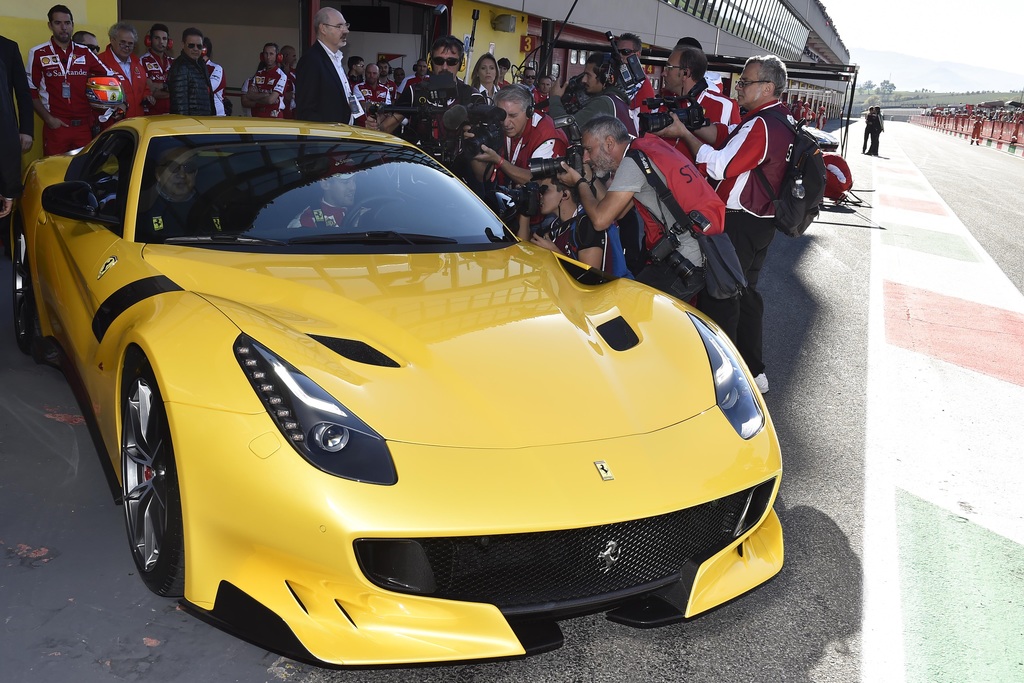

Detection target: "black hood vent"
[596, 317, 639, 351]
[310, 335, 400, 367]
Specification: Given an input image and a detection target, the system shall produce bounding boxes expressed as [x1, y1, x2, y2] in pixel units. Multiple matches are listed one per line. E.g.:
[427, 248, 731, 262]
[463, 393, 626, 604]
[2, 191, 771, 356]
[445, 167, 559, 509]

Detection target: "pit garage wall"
[2, 0, 119, 164]
[448, 1, 530, 81]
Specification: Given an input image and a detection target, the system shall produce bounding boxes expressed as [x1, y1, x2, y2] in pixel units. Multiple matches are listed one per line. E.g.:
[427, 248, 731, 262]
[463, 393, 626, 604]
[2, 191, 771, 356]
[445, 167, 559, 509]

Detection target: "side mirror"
[41, 181, 119, 226]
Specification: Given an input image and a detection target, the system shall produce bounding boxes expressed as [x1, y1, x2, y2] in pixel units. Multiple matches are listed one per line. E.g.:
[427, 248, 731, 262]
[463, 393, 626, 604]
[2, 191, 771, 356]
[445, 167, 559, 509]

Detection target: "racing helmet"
[86, 76, 125, 109]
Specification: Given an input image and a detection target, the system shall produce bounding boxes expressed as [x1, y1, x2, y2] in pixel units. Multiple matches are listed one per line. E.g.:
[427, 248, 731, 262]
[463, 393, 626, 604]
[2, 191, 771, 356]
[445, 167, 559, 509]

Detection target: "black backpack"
[754, 108, 827, 237]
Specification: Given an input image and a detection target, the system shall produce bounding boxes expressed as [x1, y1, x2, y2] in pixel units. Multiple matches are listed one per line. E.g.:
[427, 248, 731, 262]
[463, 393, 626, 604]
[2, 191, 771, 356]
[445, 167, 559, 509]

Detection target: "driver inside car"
[288, 170, 358, 229]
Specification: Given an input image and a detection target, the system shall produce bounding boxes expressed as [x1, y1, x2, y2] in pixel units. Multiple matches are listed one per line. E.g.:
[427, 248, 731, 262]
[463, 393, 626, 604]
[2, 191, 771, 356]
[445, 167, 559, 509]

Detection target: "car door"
[36, 130, 147, 389]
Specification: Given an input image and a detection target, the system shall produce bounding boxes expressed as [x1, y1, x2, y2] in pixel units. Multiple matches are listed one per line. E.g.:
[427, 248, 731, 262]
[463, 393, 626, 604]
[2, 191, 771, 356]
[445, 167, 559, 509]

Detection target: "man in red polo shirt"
[241, 43, 288, 118]
[97, 22, 153, 129]
[140, 23, 173, 115]
[28, 4, 112, 155]
[470, 84, 567, 187]
[354, 63, 390, 127]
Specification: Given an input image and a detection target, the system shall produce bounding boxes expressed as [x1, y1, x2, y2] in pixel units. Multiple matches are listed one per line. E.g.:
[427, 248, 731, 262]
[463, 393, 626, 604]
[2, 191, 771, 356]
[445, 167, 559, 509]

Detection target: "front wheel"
[121, 362, 186, 596]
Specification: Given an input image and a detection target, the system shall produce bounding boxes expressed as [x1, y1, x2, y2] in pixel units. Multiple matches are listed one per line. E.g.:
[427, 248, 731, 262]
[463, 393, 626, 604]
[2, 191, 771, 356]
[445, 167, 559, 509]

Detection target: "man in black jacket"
[1, 34, 33, 218]
[295, 7, 362, 124]
[167, 27, 213, 116]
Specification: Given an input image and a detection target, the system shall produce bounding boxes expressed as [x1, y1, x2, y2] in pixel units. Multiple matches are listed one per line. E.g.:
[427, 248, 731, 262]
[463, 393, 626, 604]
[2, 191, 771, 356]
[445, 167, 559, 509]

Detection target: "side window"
[79, 132, 136, 234]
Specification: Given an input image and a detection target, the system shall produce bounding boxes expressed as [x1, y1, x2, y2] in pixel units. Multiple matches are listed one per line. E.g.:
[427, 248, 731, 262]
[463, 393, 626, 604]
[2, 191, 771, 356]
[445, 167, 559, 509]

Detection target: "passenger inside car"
[138, 146, 221, 241]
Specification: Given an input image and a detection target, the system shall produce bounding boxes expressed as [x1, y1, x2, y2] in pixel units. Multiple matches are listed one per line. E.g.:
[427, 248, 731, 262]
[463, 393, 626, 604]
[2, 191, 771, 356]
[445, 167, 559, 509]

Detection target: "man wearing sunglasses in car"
[167, 27, 213, 116]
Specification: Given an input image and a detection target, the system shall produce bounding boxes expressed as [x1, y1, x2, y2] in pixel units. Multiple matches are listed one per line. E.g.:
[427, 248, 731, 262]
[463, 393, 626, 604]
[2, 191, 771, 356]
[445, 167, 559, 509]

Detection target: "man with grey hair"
[295, 6, 363, 124]
[555, 115, 725, 302]
[471, 84, 566, 186]
[97, 21, 153, 127]
[670, 54, 795, 395]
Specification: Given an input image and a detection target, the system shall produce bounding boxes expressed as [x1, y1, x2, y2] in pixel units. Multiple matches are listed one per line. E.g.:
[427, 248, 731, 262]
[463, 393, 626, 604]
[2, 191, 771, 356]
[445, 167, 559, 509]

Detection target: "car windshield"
[135, 135, 508, 251]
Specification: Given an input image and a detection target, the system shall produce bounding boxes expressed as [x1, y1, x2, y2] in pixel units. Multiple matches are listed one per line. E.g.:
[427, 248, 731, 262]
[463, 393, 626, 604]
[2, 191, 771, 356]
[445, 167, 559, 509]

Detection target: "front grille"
[361, 482, 772, 611]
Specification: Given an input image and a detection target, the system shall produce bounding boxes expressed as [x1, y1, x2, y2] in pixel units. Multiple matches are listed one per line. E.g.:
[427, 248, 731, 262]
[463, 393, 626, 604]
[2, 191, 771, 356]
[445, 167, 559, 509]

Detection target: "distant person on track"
[864, 106, 883, 156]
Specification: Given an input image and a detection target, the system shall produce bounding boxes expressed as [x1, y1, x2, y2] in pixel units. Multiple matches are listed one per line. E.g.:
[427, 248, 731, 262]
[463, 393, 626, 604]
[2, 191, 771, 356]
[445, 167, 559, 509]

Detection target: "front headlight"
[234, 334, 397, 485]
[688, 313, 764, 440]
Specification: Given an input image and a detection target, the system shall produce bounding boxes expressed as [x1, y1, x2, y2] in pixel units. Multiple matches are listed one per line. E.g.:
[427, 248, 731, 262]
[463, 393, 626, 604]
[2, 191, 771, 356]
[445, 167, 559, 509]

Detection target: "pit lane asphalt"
[2, 120, 1020, 683]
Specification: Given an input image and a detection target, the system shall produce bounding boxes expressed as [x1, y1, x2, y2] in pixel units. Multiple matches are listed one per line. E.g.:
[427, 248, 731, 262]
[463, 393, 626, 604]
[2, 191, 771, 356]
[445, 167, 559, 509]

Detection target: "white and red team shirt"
[492, 112, 568, 186]
[354, 80, 390, 126]
[381, 77, 397, 101]
[244, 66, 287, 117]
[140, 51, 172, 115]
[206, 60, 226, 116]
[696, 100, 793, 217]
[699, 88, 741, 127]
[27, 39, 111, 121]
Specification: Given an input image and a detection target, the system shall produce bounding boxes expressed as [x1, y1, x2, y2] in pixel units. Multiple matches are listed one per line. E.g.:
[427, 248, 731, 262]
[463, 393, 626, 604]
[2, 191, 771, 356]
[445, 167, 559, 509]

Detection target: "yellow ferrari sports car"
[11, 117, 782, 666]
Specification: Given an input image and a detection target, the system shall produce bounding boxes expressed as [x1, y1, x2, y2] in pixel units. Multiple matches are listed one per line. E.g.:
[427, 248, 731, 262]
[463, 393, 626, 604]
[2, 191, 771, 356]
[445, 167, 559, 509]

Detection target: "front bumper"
[166, 401, 783, 665]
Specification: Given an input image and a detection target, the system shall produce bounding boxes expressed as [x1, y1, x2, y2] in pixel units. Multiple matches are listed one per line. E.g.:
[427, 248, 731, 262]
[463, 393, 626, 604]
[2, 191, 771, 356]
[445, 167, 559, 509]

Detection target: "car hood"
[143, 245, 718, 448]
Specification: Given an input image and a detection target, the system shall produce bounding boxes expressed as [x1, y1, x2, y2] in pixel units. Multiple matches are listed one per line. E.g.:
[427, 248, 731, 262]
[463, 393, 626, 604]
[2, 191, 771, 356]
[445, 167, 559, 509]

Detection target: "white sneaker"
[753, 373, 769, 394]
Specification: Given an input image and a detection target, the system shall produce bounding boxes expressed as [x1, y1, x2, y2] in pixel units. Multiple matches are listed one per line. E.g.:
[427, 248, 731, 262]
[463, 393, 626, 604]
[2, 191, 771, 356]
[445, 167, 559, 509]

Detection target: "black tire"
[11, 214, 40, 356]
[120, 359, 186, 596]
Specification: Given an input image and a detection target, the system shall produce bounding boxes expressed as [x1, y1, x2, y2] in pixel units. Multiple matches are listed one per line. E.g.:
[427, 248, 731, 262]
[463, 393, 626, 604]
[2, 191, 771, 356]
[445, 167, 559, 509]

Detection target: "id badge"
[348, 93, 364, 119]
[62, 81, 71, 99]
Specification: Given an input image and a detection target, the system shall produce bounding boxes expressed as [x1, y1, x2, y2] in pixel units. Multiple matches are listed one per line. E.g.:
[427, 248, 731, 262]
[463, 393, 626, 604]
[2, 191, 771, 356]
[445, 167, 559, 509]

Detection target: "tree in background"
[879, 80, 897, 100]
[860, 80, 876, 92]
[865, 94, 881, 108]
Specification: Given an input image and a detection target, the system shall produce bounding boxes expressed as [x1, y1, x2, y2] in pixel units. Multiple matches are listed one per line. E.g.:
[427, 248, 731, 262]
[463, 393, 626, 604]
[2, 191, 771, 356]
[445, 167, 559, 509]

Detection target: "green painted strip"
[896, 488, 1024, 683]
[880, 223, 979, 262]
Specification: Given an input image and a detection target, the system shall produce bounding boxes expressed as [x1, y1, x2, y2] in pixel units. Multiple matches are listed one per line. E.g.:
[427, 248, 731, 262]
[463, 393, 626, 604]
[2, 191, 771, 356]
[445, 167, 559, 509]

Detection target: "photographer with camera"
[668, 55, 795, 394]
[548, 52, 636, 134]
[526, 181, 613, 272]
[376, 35, 482, 142]
[555, 115, 725, 302]
[644, 41, 740, 162]
[469, 85, 567, 187]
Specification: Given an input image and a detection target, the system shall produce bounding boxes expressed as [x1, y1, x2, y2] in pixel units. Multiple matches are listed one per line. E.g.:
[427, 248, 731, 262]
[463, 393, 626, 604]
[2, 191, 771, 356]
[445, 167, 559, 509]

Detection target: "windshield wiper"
[162, 234, 287, 246]
[289, 231, 458, 245]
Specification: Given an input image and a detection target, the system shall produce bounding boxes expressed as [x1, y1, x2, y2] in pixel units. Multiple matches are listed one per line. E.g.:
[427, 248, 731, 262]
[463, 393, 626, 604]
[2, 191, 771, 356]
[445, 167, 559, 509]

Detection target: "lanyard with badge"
[56, 45, 76, 99]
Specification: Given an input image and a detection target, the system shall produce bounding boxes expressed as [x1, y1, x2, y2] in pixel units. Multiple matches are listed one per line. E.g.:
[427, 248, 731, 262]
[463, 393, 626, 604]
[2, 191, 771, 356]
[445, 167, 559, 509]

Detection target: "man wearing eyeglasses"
[654, 39, 740, 162]
[98, 22, 153, 129]
[28, 5, 113, 155]
[295, 7, 363, 125]
[670, 55, 795, 395]
[167, 28, 214, 116]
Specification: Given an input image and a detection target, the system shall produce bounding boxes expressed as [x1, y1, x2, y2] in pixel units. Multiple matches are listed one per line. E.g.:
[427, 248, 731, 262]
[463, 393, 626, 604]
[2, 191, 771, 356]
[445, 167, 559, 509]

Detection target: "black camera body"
[496, 182, 541, 218]
[605, 32, 647, 93]
[528, 115, 585, 178]
[462, 104, 507, 158]
[560, 74, 589, 115]
[639, 95, 708, 135]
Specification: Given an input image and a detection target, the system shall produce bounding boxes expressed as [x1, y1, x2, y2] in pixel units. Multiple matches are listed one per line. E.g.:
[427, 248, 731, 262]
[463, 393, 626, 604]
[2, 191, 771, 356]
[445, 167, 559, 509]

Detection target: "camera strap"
[625, 148, 691, 236]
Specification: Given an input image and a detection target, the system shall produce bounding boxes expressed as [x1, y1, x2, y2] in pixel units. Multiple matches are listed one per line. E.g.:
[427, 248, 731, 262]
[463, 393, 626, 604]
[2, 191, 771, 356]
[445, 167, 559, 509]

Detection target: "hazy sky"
[824, 0, 1024, 78]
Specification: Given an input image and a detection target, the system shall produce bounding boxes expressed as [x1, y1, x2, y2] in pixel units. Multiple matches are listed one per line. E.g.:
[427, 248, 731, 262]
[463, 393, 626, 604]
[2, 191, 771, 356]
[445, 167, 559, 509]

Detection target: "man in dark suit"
[295, 7, 362, 124]
[1, 34, 34, 218]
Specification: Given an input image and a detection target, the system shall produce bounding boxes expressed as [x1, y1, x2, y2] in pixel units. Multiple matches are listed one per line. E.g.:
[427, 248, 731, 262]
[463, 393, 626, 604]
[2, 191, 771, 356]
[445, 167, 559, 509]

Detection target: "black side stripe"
[92, 276, 183, 342]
